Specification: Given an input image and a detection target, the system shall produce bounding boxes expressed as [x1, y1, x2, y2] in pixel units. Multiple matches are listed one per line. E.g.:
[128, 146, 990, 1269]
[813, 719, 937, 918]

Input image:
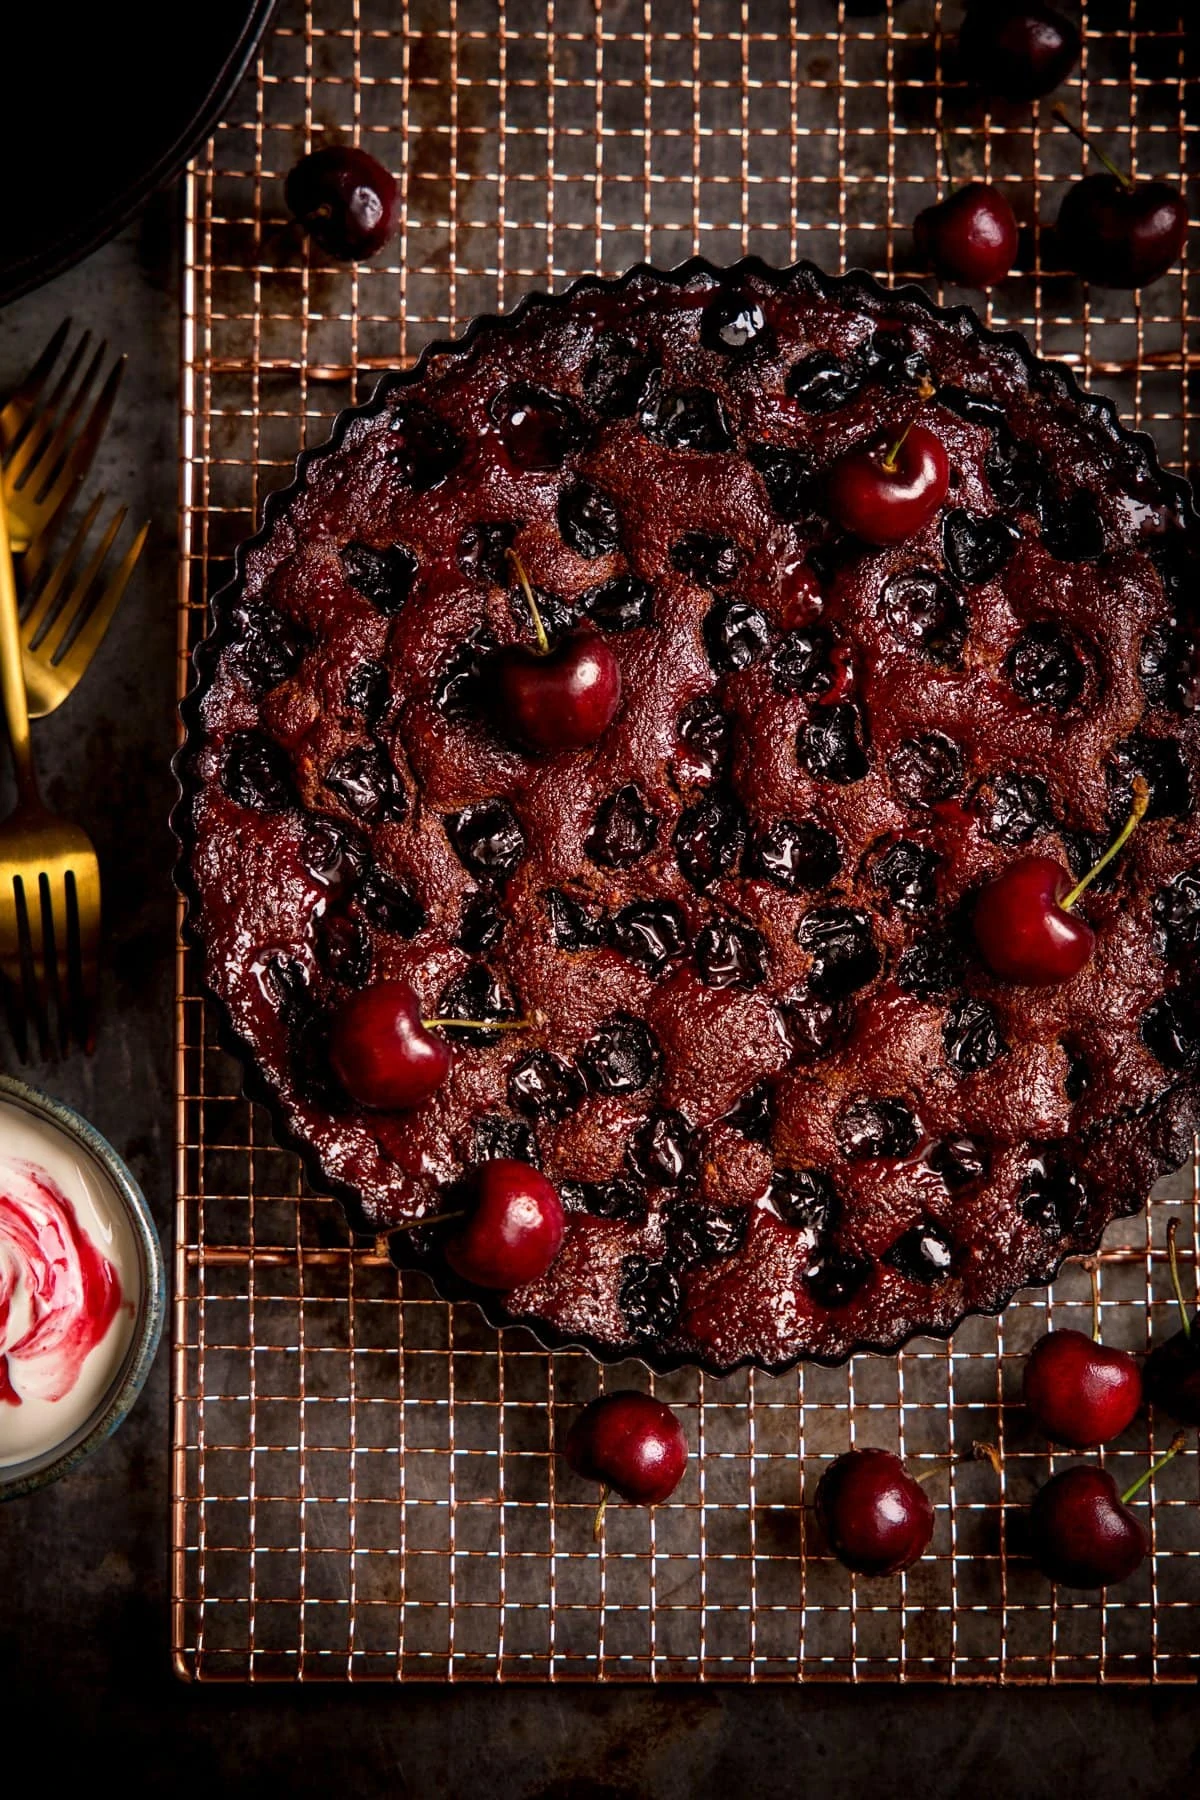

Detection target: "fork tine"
[49, 520, 147, 683]
[37, 505, 125, 659]
[19, 493, 106, 643]
[2, 331, 94, 490]
[23, 347, 121, 521]
[13, 875, 50, 1060]
[0, 319, 72, 445]
[38, 871, 68, 1058]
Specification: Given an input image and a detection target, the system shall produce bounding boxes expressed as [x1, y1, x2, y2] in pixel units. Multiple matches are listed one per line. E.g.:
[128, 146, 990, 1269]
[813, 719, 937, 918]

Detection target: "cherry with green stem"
[827, 413, 950, 546]
[1053, 105, 1188, 289]
[914, 128, 1020, 288]
[495, 551, 622, 752]
[1028, 1433, 1188, 1588]
[330, 979, 530, 1111]
[1023, 1258, 1143, 1450]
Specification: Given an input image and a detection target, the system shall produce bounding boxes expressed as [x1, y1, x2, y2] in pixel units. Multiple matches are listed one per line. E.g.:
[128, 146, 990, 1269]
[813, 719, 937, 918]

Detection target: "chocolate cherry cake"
[178, 260, 1200, 1372]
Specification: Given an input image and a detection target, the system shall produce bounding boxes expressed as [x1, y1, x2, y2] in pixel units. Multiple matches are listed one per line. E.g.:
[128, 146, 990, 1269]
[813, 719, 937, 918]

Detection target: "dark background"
[0, 188, 1197, 1798]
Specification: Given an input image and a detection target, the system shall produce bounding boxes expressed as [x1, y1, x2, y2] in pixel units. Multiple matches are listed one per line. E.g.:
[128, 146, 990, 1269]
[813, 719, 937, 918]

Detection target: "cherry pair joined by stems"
[1029, 1434, 1187, 1588]
[1145, 1212, 1200, 1426]
[329, 978, 528, 1110]
[1023, 1262, 1142, 1450]
[497, 552, 622, 752]
[827, 414, 950, 546]
[564, 1392, 689, 1536]
[974, 777, 1149, 986]
[1054, 107, 1188, 290]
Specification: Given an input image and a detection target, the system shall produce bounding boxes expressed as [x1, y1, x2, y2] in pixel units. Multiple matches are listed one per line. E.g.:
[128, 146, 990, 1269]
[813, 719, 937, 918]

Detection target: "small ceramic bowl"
[0, 1075, 165, 1500]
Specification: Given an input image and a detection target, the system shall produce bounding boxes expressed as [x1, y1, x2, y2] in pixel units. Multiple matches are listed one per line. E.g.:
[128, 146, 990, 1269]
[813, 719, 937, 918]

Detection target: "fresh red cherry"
[958, 2, 1080, 101]
[914, 182, 1020, 287]
[814, 1448, 935, 1576]
[285, 146, 397, 260]
[564, 1391, 689, 1534]
[1053, 106, 1188, 288]
[496, 553, 621, 752]
[443, 1158, 564, 1289]
[827, 421, 950, 546]
[1145, 1217, 1200, 1426]
[1028, 1435, 1186, 1588]
[1024, 1329, 1142, 1450]
[330, 980, 451, 1109]
[974, 777, 1148, 985]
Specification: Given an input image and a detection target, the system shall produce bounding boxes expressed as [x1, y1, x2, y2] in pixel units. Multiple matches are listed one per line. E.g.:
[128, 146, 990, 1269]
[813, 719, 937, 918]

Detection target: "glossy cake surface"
[179, 261, 1200, 1371]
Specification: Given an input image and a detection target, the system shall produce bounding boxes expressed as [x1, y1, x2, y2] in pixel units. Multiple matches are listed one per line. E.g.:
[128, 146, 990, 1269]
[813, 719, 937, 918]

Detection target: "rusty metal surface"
[173, 0, 1200, 1682]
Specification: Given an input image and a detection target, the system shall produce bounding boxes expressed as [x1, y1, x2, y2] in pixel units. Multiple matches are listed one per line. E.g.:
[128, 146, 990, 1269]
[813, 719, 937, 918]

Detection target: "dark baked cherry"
[942, 507, 1018, 585]
[458, 889, 505, 954]
[330, 980, 451, 1109]
[889, 734, 963, 807]
[385, 400, 462, 490]
[786, 351, 860, 413]
[985, 435, 1051, 511]
[618, 1255, 682, 1339]
[586, 784, 658, 868]
[564, 1392, 688, 1533]
[863, 328, 933, 391]
[704, 597, 771, 673]
[580, 574, 655, 632]
[836, 1095, 919, 1161]
[544, 887, 605, 951]
[640, 380, 733, 453]
[1140, 622, 1200, 714]
[471, 1113, 540, 1167]
[982, 770, 1052, 844]
[771, 625, 835, 697]
[671, 532, 743, 586]
[928, 1136, 989, 1189]
[1006, 622, 1085, 710]
[896, 937, 964, 1000]
[942, 996, 1008, 1075]
[490, 383, 589, 471]
[797, 703, 869, 785]
[885, 1223, 954, 1284]
[1062, 1041, 1089, 1101]
[560, 1177, 648, 1224]
[676, 695, 730, 778]
[751, 818, 841, 892]
[780, 991, 851, 1063]
[229, 600, 307, 695]
[806, 1248, 873, 1308]
[433, 964, 522, 1046]
[694, 919, 767, 990]
[1038, 488, 1106, 562]
[508, 1051, 585, 1122]
[1028, 1437, 1186, 1589]
[324, 743, 405, 823]
[1153, 868, 1200, 965]
[914, 182, 1019, 286]
[815, 1449, 935, 1577]
[769, 1167, 838, 1239]
[630, 1109, 698, 1185]
[345, 659, 389, 725]
[747, 443, 815, 521]
[666, 1201, 747, 1267]
[434, 633, 492, 720]
[579, 1014, 661, 1095]
[872, 841, 938, 913]
[558, 480, 621, 558]
[880, 566, 967, 665]
[285, 145, 397, 259]
[582, 333, 656, 417]
[1024, 1329, 1142, 1449]
[958, 2, 1080, 99]
[701, 292, 773, 355]
[356, 867, 425, 937]
[1056, 146, 1188, 289]
[1020, 1153, 1088, 1237]
[1145, 1221, 1200, 1426]
[444, 1159, 565, 1289]
[315, 912, 370, 987]
[674, 791, 746, 890]
[1108, 732, 1190, 823]
[1141, 991, 1200, 1071]
[827, 422, 951, 546]
[797, 907, 880, 999]
[609, 900, 688, 975]
[223, 732, 294, 813]
[458, 519, 519, 585]
[299, 815, 368, 891]
[446, 799, 526, 879]
[340, 541, 417, 614]
[723, 1080, 772, 1143]
[974, 778, 1148, 985]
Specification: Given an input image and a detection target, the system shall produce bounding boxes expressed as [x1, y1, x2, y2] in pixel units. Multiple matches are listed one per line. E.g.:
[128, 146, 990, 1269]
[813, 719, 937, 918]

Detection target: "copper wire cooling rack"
[173, 0, 1200, 1682]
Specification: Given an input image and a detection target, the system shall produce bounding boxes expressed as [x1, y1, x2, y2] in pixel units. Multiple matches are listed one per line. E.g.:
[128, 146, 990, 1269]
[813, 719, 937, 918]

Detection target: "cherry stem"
[421, 1016, 531, 1032]
[1060, 777, 1149, 912]
[880, 417, 916, 474]
[1120, 1432, 1187, 1506]
[381, 1210, 466, 1237]
[593, 1486, 610, 1539]
[913, 1441, 1001, 1485]
[1166, 1219, 1192, 1342]
[1079, 1256, 1102, 1343]
[507, 548, 550, 655]
[939, 125, 957, 189]
[1052, 104, 1135, 194]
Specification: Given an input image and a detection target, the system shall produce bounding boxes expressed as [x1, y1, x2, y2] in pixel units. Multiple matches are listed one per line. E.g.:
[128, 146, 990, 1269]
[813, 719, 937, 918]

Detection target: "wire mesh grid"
[173, 0, 1200, 1681]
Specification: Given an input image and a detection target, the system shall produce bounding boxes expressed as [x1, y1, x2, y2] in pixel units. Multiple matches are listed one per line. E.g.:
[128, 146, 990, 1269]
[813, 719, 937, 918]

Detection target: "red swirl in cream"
[0, 1157, 123, 1408]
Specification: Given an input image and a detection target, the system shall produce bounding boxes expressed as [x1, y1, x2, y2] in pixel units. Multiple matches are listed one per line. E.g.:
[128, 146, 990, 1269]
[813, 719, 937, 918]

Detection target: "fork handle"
[0, 498, 35, 802]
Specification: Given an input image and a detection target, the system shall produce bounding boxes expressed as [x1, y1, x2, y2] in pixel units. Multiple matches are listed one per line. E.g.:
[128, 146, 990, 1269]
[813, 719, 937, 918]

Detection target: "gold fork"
[0, 500, 101, 1056]
[19, 493, 148, 718]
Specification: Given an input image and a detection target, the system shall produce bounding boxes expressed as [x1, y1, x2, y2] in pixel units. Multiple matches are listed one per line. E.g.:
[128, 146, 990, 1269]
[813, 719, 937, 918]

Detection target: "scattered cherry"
[1024, 1329, 1142, 1450]
[1028, 1434, 1186, 1588]
[1145, 1216, 1200, 1426]
[814, 1448, 935, 1576]
[974, 777, 1148, 985]
[564, 1391, 689, 1535]
[496, 552, 621, 752]
[444, 1158, 565, 1289]
[827, 420, 950, 546]
[958, 2, 1080, 101]
[1054, 107, 1188, 289]
[285, 146, 397, 260]
[330, 979, 528, 1110]
[914, 182, 1020, 287]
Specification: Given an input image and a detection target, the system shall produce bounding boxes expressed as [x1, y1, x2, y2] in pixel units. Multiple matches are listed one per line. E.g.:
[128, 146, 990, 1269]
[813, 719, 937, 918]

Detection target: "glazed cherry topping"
[827, 421, 950, 545]
[1145, 1218, 1200, 1426]
[1028, 1436, 1185, 1588]
[329, 980, 451, 1110]
[974, 778, 1148, 985]
[1054, 107, 1188, 289]
[958, 2, 1080, 101]
[496, 554, 621, 752]
[285, 146, 397, 260]
[444, 1159, 565, 1289]
[914, 182, 1020, 287]
[814, 1448, 935, 1577]
[1024, 1329, 1142, 1449]
[564, 1391, 689, 1534]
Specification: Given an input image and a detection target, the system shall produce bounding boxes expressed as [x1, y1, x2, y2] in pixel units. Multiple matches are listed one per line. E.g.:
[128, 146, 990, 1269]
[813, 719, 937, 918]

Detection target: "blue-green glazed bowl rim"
[0, 1075, 165, 1500]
